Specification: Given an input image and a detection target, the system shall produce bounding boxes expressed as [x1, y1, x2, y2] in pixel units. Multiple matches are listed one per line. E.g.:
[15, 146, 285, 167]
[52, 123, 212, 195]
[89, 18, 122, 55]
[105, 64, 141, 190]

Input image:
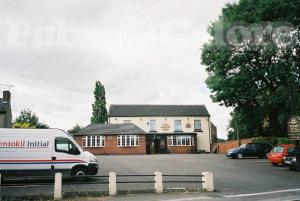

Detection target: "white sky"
[0, 0, 234, 139]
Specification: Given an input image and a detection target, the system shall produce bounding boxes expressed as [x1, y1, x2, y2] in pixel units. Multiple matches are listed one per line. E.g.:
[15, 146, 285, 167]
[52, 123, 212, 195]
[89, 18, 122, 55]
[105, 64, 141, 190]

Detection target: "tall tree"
[201, 0, 300, 138]
[91, 81, 108, 124]
[13, 109, 49, 128]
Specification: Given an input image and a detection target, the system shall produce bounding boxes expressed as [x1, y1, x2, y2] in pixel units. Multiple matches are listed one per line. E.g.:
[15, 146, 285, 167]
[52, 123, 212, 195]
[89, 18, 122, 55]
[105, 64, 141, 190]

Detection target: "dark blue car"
[226, 143, 272, 159]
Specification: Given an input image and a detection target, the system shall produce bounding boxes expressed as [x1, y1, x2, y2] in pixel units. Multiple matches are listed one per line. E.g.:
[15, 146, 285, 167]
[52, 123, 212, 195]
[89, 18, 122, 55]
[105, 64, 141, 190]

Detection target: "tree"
[13, 109, 49, 128]
[201, 0, 300, 138]
[68, 124, 84, 134]
[91, 81, 108, 124]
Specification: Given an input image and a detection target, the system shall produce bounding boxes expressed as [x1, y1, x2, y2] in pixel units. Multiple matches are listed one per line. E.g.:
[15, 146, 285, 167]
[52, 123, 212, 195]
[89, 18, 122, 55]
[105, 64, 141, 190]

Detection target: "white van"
[0, 128, 98, 177]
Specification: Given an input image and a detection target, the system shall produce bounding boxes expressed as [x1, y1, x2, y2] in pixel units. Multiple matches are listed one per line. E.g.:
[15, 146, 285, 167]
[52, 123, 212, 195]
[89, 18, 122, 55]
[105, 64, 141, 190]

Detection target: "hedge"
[252, 137, 292, 146]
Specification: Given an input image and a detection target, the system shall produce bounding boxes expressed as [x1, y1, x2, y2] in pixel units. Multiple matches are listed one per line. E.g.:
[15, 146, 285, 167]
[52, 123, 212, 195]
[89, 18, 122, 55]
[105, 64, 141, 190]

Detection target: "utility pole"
[235, 113, 240, 146]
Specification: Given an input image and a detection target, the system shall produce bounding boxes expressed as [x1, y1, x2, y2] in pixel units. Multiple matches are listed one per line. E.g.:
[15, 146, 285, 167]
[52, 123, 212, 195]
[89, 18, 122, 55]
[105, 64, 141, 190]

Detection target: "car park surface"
[2, 154, 300, 198]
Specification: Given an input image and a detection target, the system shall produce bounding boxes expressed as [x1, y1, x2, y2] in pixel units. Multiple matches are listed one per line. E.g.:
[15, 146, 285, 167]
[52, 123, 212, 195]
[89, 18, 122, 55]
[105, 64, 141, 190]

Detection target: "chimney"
[3, 91, 11, 102]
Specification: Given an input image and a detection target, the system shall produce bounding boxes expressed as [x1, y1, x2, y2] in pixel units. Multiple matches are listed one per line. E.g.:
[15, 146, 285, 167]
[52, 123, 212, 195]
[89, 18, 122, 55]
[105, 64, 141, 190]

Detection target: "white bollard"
[54, 173, 62, 200]
[154, 172, 163, 194]
[109, 172, 117, 196]
[202, 172, 214, 192]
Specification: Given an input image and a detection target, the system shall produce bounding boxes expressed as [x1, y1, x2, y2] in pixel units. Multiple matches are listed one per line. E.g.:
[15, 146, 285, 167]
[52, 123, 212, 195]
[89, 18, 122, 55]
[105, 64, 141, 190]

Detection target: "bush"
[252, 137, 276, 146]
[252, 136, 292, 146]
[277, 138, 292, 145]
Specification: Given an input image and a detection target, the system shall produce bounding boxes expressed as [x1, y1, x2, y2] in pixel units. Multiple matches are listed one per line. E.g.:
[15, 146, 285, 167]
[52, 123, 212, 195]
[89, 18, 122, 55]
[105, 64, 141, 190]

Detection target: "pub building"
[74, 105, 216, 155]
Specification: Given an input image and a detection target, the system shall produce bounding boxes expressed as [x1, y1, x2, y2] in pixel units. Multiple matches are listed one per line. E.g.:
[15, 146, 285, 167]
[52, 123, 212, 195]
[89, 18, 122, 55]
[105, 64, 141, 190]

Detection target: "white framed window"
[174, 120, 182, 131]
[167, 135, 194, 146]
[194, 120, 201, 131]
[149, 120, 156, 132]
[117, 135, 139, 147]
[82, 136, 105, 147]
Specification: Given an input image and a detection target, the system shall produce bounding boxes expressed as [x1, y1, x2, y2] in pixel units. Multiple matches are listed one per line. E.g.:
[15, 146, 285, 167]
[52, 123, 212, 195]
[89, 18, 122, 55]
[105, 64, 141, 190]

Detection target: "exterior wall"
[211, 123, 217, 143]
[0, 114, 5, 128]
[109, 116, 212, 152]
[168, 146, 195, 154]
[5, 105, 12, 128]
[74, 135, 146, 155]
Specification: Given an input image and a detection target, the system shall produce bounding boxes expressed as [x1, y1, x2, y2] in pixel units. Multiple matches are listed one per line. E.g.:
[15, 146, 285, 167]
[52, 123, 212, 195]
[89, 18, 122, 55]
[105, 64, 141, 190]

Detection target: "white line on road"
[162, 188, 300, 201]
[162, 196, 212, 201]
[224, 188, 300, 198]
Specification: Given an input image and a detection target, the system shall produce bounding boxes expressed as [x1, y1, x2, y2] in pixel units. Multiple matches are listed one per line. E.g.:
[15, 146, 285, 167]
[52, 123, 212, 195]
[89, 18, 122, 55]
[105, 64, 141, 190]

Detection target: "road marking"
[162, 196, 212, 201]
[224, 188, 300, 198]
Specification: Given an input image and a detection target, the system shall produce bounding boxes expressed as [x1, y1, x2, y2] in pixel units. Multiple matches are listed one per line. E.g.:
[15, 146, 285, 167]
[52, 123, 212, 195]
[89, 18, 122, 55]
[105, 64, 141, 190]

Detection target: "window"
[149, 120, 156, 132]
[167, 135, 194, 146]
[272, 146, 284, 153]
[117, 135, 139, 147]
[194, 120, 202, 131]
[82, 136, 105, 147]
[55, 138, 79, 155]
[174, 120, 182, 131]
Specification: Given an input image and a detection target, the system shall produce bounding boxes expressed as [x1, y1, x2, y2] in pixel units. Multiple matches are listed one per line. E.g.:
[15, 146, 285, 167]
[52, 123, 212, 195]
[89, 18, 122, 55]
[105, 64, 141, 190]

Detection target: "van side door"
[52, 137, 81, 175]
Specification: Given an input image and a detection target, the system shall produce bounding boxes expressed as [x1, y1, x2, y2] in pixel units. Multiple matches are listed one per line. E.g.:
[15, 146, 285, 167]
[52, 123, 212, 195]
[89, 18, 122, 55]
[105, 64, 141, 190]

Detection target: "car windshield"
[272, 147, 284, 153]
[239, 144, 247, 149]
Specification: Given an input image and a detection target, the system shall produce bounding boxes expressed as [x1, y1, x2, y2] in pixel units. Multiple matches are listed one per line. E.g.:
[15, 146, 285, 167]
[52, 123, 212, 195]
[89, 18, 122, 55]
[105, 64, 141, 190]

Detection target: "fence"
[0, 171, 214, 200]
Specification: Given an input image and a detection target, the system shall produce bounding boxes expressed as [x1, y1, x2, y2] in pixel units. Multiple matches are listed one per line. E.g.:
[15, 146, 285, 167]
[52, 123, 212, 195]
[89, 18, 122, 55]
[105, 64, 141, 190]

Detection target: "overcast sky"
[0, 0, 234, 139]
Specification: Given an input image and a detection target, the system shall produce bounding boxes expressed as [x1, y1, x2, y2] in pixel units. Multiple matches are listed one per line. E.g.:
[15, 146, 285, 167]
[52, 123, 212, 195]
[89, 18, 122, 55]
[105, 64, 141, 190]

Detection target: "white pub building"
[108, 105, 216, 154]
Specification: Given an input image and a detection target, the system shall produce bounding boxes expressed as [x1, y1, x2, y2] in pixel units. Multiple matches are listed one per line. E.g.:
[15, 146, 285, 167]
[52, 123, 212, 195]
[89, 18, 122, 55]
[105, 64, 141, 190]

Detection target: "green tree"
[201, 0, 300, 138]
[91, 81, 108, 124]
[13, 109, 49, 128]
[68, 124, 84, 134]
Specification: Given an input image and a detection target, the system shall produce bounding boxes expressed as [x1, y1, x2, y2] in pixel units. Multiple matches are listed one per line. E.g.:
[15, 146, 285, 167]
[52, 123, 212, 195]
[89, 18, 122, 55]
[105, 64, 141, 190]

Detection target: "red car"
[268, 144, 295, 165]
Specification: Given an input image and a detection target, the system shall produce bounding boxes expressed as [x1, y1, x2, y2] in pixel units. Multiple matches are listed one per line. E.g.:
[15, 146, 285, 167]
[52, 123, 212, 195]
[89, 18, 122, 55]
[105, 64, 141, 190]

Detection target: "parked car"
[284, 147, 300, 170]
[268, 144, 295, 166]
[226, 143, 272, 159]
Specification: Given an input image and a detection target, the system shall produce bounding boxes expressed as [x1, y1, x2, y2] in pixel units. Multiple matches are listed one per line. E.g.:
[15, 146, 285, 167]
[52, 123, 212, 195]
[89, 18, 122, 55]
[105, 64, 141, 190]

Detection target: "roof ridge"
[110, 104, 206, 106]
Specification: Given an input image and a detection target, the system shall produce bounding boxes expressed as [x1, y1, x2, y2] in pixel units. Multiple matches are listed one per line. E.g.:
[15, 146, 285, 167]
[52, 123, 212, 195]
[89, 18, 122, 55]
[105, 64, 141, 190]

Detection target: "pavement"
[66, 190, 300, 201]
[2, 154, 300, 200]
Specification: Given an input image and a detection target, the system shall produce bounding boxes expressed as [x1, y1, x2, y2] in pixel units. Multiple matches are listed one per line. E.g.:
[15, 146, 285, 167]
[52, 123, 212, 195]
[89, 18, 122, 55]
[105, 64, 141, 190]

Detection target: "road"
[2, 154, 300, 200]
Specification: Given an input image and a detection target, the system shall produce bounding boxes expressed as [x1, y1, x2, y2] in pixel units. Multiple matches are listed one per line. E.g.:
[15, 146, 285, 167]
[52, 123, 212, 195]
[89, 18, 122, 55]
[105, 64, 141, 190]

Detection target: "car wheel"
[72, 167, 89, 177]
[237, 153, 243, 159]
[272, 162, 277, 166]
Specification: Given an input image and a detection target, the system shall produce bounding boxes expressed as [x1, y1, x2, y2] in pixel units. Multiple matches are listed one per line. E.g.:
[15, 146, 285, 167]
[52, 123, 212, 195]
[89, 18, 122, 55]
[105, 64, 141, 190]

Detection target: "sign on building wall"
[161, 123, 170, 131]
[288, 115, 300, 140]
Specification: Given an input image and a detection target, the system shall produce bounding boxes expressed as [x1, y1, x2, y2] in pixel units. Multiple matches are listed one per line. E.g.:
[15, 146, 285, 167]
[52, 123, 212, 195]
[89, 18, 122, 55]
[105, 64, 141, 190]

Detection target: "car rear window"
[272, 146, 284, 153]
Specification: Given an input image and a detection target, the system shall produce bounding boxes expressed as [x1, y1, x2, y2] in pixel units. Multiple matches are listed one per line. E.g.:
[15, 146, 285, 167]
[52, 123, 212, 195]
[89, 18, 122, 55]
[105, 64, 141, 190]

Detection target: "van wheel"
[72, 167, 89, 177]
[237, 153, 243, 159]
